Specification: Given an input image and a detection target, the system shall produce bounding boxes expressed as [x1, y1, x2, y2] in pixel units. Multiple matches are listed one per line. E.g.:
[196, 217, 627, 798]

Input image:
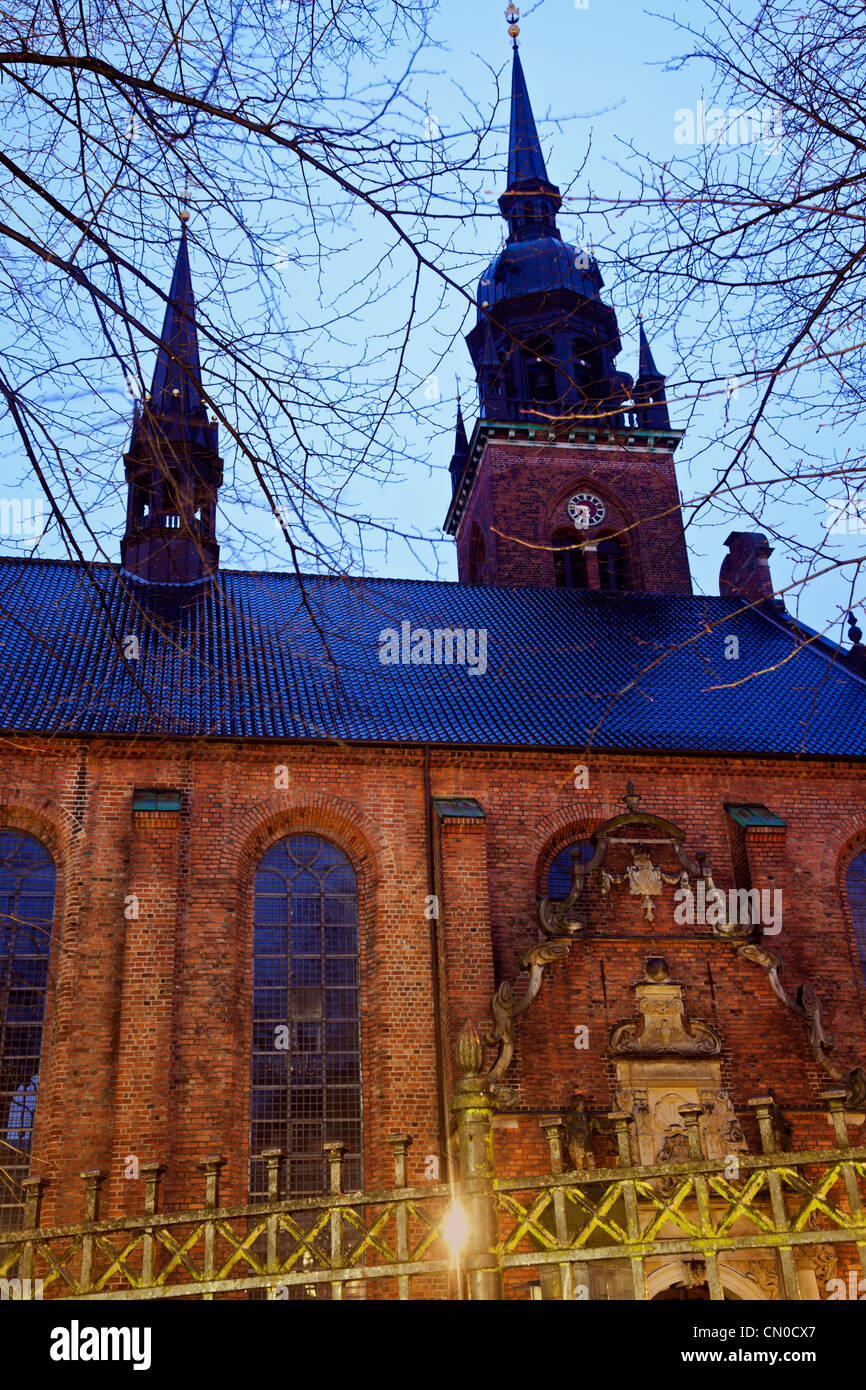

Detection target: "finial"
[848, 610, 863, 646]
[179, 182, 190, 224]
[505, 3, 520, 43]
[621, 780, 643, 813]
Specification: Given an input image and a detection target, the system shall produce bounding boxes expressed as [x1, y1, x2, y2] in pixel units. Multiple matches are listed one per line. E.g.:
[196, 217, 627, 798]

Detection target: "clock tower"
[445, 25, 692, 596]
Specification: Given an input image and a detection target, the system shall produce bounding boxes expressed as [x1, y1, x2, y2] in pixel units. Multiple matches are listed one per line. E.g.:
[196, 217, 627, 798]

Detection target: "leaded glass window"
[0, 831, 55, 1231]
[547, 841, 594, 900]
[250, 835, 362, 1201]
[846, 850, 866, 986]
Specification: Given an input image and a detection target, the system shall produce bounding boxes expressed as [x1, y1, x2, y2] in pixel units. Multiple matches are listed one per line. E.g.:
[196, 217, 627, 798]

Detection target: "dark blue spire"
[638, 320, 662, 382]
[465, 25, 625, 432]
[148, 222, 207, 421]
[507, 47, 551, 188]
[449, 397, 470, 496]
[635, 318, 671, 430]
[454, 396, 469, 456]
[498, 43, 562, 242]
[122, 218, 222, 585]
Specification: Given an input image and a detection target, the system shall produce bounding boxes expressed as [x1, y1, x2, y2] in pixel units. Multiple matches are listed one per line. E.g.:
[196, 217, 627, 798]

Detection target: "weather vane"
[505, 4, 520, 43]
[179, 182, 190, 224]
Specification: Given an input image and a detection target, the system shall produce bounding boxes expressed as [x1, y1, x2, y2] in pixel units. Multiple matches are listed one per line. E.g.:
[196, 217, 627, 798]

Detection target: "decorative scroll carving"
[537, 783, 718, 936]
[738, 944, 866, 1108]
[609, 957, 722, 1057]
[538, 841, 594, 937]
[484, 939, 572, 1084]
[742, 1259, 780, 1300]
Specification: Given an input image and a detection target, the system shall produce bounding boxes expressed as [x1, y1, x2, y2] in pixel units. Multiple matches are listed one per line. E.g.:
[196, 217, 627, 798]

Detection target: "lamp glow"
[442, 1202, 469, 1256]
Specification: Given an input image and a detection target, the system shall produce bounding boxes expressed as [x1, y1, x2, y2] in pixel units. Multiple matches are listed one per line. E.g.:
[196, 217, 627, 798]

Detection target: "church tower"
[445, 19, 692, 594]
[121, 215, 222, 585]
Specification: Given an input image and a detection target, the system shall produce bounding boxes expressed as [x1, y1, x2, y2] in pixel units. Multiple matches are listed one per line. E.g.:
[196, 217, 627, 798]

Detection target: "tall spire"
[121, 215, 223, 585]
[507, 46, 551, 188]
[498, 7, 562, 242]
[148, 218, 207, 425]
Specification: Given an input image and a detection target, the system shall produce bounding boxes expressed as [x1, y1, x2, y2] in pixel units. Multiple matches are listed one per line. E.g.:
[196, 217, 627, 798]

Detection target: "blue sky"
[2, 0, 857, 643]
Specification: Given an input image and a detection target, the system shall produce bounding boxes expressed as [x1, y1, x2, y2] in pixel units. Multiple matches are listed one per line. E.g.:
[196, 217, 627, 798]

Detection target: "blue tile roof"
[0, 557, 863, 756]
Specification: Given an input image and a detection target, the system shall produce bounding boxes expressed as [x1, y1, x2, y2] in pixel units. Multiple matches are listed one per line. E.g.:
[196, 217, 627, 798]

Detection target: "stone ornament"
[538, 782, 730, 935]
[484, 939, 571, 1084]
[601, 849, 685, 924]
[563, 1091, 596, 1172]
[609, 957, 722, 1057]
[739, 944, 866, 1108]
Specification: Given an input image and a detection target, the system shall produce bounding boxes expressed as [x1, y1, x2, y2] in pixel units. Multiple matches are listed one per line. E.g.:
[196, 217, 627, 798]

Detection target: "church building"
[2, 19, 866, 1302]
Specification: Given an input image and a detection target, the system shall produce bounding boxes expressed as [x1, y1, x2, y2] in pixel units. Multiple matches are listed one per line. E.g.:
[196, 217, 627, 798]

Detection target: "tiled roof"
[0, 557, 863, 756]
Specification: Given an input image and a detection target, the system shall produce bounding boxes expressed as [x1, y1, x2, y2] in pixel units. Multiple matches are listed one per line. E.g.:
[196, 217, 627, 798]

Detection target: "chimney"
[720, 532, 781, 607]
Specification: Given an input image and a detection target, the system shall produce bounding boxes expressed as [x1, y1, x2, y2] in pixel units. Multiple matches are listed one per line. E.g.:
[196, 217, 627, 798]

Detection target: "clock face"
[567, 492, 606, 529]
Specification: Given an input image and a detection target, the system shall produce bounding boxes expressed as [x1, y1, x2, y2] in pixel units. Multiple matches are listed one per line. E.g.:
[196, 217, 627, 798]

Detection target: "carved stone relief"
[614, 1058, 747, 1168]
[609, 957, 722, 1057]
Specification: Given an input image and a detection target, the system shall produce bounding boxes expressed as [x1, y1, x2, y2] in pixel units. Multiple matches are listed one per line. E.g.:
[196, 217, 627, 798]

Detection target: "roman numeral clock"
[567, 492, 606, 529]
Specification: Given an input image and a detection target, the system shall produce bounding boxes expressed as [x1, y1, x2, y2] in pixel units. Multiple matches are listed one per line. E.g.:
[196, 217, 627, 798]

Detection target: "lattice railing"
[0, 1139, 454, 1301]
[3, 1093, 866, 1300]
[488, 1095, 866, 1300]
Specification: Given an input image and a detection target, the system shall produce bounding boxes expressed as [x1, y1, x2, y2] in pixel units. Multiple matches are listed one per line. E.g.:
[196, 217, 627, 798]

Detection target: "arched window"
[250, 835, 362, 1203]
[553, 532, 588, 590]
[598, 536, 629, 592]
[468, 524, 486, 583]
[0, 831, 55, 1231]
[525, 334, 558, 403]
[846, 850, 866, 984]
[547, 841, 594, 900]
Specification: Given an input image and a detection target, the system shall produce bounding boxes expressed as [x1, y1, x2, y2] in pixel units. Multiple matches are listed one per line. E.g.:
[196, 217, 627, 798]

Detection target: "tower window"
[553, 532, 588, 590]
[525, 335, 557, 404]
[468, 524, 487, 583]
[597, 536, 629, 592]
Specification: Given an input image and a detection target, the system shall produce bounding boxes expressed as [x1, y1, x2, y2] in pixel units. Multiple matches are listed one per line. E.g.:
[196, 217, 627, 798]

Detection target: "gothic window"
[0, 831, 56, 1231]
[525, 334, 557, 403]
[547, 841, 594, 899]
[597, 536, 629, 592]
[846, 850, 866, 984]
[132, 484, 150, 523]
[468, 524, 487, 583]
[553, 531, 588, 590]
[250, 835, 362, 1203]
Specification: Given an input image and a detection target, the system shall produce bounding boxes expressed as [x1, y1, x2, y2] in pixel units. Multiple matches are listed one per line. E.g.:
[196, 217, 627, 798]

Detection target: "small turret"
[634, 319, 671, 431]
[449, 398, 470, 497]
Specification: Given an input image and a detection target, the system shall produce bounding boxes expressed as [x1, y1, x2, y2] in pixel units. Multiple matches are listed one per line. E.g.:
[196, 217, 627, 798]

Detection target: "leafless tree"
[600, 0, 866, 636]
[0, 0, 503, 587]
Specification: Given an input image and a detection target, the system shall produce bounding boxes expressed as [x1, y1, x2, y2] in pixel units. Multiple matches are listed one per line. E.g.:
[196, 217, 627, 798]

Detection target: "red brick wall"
[454, 438, 693, 593]
[5, 737, 864, 1235]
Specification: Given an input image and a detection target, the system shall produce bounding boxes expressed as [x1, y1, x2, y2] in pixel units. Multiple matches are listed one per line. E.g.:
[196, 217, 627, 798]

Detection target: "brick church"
[2, 20, 866, 1301]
